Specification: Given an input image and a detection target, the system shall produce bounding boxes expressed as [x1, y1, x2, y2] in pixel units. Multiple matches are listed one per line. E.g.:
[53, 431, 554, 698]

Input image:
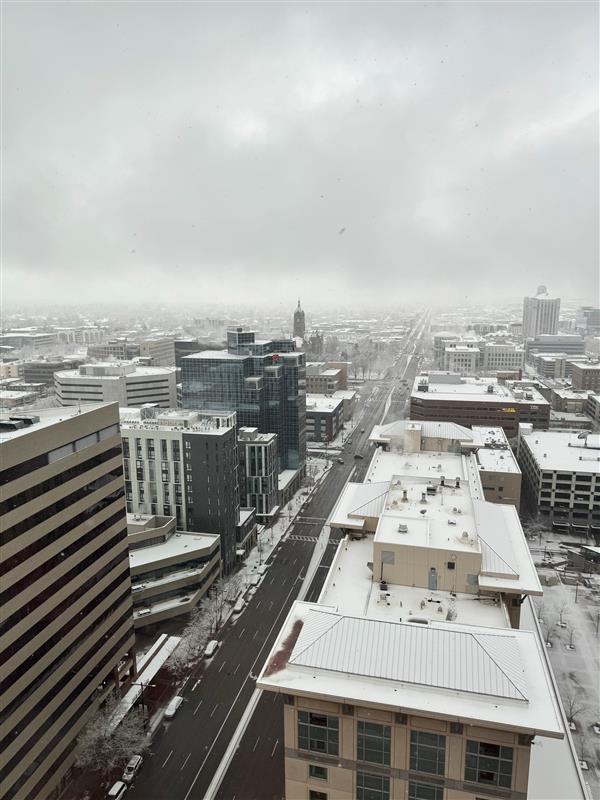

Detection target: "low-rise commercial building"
[332, 389, 357, 421]
[410, 373, 550, 438]
[87, 339, 140, 361]
[22, 357, 85, 386]
[306, 394, 344, 442]
[306, 363, 342, 394]
[586, 394, 600, 424]
[258, 441, 582, 800]
[138, 337, 176, 367]
[517, 426, 600, 534]
[571, 362, 600, 392]
[55, 362, 177, 408]
[127, 513, 220, 627]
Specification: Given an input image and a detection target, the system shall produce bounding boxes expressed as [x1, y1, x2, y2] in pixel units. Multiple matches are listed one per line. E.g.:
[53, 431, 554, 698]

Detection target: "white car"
[107, 781, 127, 800]
[164, 695, 184, 719]
[204, 639, 219, 658]
[122, 755, 143, 783]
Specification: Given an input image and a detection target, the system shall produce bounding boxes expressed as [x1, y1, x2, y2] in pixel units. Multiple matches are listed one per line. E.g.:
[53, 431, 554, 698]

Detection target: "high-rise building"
[522, 285, 560, 338]
[120, 407, 243, 573]
[293, 299, 306, 340]
[181, 328, 306, 475]
[0, 404, 136, 800]
[55, 362, 178, 408]
[258, 440, 580, 800]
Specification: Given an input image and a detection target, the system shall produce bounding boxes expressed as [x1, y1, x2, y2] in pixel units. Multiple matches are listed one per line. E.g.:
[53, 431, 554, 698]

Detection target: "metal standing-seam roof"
[289, 610, 529, 702]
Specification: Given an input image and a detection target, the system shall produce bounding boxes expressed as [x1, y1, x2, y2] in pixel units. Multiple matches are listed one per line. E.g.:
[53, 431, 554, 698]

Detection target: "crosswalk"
[288, 534, 341, 544]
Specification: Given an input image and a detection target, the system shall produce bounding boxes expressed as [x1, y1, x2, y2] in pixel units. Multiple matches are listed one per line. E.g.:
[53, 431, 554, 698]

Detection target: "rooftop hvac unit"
[397, 523, 409, 533]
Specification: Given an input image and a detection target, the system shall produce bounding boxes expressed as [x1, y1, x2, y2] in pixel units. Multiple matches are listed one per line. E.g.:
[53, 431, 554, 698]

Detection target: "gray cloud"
[3, 1, 598, 307]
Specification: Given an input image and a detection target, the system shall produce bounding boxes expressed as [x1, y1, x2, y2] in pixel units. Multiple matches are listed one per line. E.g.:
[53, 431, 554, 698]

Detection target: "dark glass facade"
[181, 330, 306, 472]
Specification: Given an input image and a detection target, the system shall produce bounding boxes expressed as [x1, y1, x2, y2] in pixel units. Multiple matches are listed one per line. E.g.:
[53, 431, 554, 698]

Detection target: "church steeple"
[293, 298, 306, 339]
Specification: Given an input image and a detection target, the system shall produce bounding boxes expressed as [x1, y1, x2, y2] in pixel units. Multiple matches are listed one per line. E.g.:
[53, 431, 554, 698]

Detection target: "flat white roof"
[306, 394, 344, 413]
[258, 601, 564, 739]
[0, 403, 114, 443]
[520, 430, 600, 474]
[129, 532, 219, 570]
[412, 375, 548, 405]
[475, 446, 521, 474]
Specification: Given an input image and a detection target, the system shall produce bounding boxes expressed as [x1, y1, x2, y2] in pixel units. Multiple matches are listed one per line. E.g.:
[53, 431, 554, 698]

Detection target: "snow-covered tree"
[166, 600, 213, 677]
[76, 692, 149, 777]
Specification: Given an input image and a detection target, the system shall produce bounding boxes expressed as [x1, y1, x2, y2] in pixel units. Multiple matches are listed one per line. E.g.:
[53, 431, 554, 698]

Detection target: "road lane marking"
[181, 752, 192, 770]
[233, 663, 240, 675]
[162, 750, 173, 768]
[180, 676, 189, 691]
[218, 661, 226, 673]
[238, 627, 245, 638]
[256, 600, 261, 608]
[194, 700, 203, 715]
[268, 600, 274, 609]
[271, 739, 279, 758]
[184, 577, 305, 800]
[210, 703, 219, 718]
[253, 736, 260, 752]
[252, 629, 258, 639]
[192, 679, 201, 692]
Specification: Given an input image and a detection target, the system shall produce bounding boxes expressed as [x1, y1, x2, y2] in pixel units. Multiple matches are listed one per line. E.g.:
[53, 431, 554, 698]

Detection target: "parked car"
[107, 782, 127, 800]
[164, 695, 184, 719]
[204, 640, 219, 658]
[361, 428, 365, 433]
[122, 755, 143, 783]
[354, 453, 364, 459]
[336, 457, 344, 464]
[233, 597, 245, 614]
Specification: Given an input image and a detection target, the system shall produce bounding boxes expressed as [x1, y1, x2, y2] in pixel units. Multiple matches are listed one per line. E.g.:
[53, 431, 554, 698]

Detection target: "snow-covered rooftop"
[306, 394, 344, 413]
[520, 429, 600, 473]
[258, 602, 564, 739]
[412, 374, 548, 405]
[129, 532, 219, 571]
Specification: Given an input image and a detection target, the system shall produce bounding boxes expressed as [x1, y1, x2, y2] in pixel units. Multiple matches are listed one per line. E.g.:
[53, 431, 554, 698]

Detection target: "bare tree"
[167, 601, 213, 677]
[563, 691, 584, 724]
[541, 616, 557, 645]
[222, 573, 243, 604]
[76, 692, 149, 777]
[559, 602, 569, 626]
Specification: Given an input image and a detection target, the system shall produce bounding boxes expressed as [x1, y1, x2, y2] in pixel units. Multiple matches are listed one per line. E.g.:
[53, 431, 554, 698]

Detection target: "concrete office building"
[410, 373, 550, 438]
[0, 361, 24, 379]
[87, 339, 140, 361]
[181, 327, 306, 478]
[120, 408, 243, 573]
[585, 394, 600, 424]
[306, 363, 342, 394]
[306, 394, 345, 443]
[443, 345, 480, 375]
[55, 362, 177, 408]
[571, 362, 600, 392]
[0, 331, 58, 350]
[238, 427, 280, 524]
[138, 337, 176, 367]
[127, 513, 220, 628]
[522, 286, 560, 338]
[0, 405, 135, 800]
[482, 344, 525, 373]
[22, 357, 85, 387]
[525, 335, 585, 362]
[517, 426, 600, 535]
[258, 442, 583, 800]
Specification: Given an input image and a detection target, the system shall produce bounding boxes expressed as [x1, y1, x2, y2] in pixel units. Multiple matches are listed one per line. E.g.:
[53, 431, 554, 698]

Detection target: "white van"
[249, 575, 260, 587]
[164, 695, 184, 719]
[107, 781, 127, 800]
[204, 639, 219, 658]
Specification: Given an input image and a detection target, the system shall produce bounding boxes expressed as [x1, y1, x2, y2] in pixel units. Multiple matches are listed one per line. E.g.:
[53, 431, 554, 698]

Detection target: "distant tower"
[522, 285, 560, 338]
[293, 298, 306, 339]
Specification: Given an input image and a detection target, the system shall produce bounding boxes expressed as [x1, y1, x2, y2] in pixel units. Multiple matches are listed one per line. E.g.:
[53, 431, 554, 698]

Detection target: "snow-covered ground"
[532, 574, 600, 799]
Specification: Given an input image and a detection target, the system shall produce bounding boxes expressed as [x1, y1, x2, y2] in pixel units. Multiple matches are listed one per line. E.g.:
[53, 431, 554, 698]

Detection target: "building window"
[298, 711, 339, 756]
[410, 731, 446, 776]
[356, 771, 390, 800]
[357, 720, 391, 765]
[309, 765, 328, 780]
[408, 782, 443, 800]
[309, 791, 327, 800]
[464, 740, 513, 788]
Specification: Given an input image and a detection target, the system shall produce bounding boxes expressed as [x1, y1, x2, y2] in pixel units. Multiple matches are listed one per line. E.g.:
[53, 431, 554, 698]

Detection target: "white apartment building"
[55, 362, 177, 407]
[517, 425, 600, 534]
[443, 345, 480, 375]
[259, 442, 585, 800]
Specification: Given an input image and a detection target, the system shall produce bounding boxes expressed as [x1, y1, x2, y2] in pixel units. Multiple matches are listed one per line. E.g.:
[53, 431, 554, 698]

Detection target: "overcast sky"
[3, 1, 598, 309]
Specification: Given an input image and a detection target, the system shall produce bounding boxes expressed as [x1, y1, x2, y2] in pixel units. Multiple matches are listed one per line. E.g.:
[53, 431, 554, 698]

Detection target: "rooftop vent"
[397, 523, 409, 533]
[402, 489, 408, 502]
[420, 492, 427, 503]
[455, 477, 461, 488]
